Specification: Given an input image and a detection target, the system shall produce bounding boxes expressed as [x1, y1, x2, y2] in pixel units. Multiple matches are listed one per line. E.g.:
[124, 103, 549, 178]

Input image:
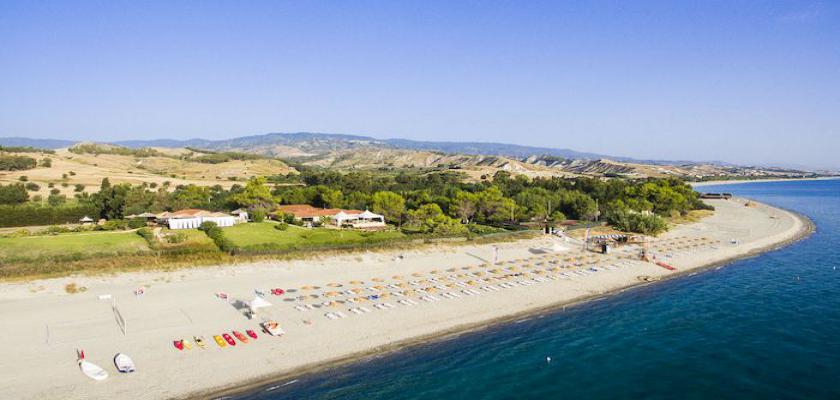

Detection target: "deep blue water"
[236, 180, 840, 400]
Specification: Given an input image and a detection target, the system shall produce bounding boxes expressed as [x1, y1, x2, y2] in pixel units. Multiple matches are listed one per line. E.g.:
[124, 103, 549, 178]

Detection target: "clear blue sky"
[1, 1, 838, 169]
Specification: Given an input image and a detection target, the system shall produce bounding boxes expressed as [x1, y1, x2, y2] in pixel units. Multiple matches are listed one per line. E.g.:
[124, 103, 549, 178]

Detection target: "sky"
[1, 1, 838, 169]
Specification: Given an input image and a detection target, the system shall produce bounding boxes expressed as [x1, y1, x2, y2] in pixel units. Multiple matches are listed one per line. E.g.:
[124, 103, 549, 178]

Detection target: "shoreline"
[0, 197, 813, 400]
[201, 202, 815, 400]
[690, 176, 839, 187]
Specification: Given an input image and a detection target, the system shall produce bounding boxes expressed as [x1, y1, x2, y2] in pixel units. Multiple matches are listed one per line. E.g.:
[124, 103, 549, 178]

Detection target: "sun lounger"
[350, 308, 364, 315]
[325, 312, 338, 320]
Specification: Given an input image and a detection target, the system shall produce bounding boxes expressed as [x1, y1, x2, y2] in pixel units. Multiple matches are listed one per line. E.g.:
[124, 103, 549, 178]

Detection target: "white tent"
[249, 295, 272, 311]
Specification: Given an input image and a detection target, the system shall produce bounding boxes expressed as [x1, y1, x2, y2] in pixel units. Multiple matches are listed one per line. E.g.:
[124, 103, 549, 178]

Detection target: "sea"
[234, 179, 840, 400]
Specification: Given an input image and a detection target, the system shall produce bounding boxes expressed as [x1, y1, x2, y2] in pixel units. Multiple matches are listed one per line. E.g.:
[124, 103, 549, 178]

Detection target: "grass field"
[0, 230, 151, 263]
[223, 222, 407, 250]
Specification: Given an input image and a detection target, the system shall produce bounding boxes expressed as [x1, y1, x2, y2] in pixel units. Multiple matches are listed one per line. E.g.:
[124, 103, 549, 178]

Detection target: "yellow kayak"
[214, 335, 227, 348]
[182, 339, 193, 350]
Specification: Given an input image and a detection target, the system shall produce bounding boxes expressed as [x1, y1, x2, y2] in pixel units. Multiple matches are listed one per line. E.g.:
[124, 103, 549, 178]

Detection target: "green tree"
[451, 191, 479, 223]
[371, 191, 406, 225]
[229, 177, 277, 210]
[0, 183, 28, 205]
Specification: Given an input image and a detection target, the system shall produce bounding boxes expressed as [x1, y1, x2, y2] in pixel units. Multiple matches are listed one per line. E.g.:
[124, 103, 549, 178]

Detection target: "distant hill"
[0, 137, 76, 149]
[1, 132, 830, 181]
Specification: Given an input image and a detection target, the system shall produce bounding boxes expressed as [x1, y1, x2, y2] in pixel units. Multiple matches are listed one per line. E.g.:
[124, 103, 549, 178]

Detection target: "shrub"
[24, 182, 40, 191]
[251, 209, 266, 222]
[0, 155, 37, 171]
[96, 219, 129, 231]
[0, 204, 98, 227]
[0, 183, 29, 205]
[128, 218, 147, 229]
[273, 222, 288, 231]
[136, 227, 156, 246]
[74, 184, 85, 192]
[39, 158, 52, 167]
[48, 182, 55, 188]
[165, 232, 188, 244]
[49, 188, 60, 195]
[18, 176, 28, 182]
[199, 221, 235, 252]
[607, 208, 668, 235]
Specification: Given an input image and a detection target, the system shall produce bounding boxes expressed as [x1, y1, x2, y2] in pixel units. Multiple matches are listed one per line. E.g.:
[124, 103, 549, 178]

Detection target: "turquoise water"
[237, 180, 840, 400]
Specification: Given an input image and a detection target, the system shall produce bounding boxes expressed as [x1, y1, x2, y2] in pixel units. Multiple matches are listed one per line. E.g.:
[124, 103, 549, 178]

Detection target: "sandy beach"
[0, 198, 811, 400]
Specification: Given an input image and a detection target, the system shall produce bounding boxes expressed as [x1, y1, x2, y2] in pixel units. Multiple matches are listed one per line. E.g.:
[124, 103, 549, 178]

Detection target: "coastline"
[206, 200, 815, 400]
[0, 198, 813, 400]
[690, 176, 839, 187]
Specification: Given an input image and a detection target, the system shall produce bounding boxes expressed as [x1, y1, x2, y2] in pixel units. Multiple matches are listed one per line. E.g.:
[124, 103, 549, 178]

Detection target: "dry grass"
[63, 282, 87, 294]
[0, 148, 294, 198]
[668, 209, 714, 225]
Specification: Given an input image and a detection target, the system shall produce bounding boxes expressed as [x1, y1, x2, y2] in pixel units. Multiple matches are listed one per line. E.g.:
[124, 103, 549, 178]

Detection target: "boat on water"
[77, 350, 108, 381]
[114, 353, 136, 373]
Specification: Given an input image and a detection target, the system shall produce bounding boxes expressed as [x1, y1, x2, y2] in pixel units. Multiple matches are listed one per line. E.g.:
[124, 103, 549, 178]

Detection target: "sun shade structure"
[248, 296, 272, 311]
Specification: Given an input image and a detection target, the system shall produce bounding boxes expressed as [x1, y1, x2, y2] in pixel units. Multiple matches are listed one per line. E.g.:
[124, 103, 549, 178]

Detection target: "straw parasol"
[411, 272, 422, 277]
[349, 280, 364, 285]
[372, 277, 384, 282]
[392, 275, 404, 280]
[430, 269, 440, 274]
[327, 283, 343, 288]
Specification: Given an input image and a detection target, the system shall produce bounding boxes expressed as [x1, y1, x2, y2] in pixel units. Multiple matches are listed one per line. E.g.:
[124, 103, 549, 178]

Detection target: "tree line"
[0, 167, 711, 234]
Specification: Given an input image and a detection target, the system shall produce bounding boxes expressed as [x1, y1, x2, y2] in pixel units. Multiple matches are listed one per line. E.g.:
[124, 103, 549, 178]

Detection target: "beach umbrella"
[411, 272, 422, 277]
[446, 268, 457, 272]
[349, 280, 364, 285]
[372, 277, 384, 282]
[300, 285, 313, 291]
[392, 275, 404, 280]
[327, 283, 342, 288]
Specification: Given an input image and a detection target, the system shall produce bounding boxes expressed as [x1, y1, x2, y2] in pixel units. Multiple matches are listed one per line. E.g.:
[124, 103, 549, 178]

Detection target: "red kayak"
[246, 329, 258, 339]
[174, 340, 184, 351]
[222, 333, 236, 346]
[233, 331, 249, 344]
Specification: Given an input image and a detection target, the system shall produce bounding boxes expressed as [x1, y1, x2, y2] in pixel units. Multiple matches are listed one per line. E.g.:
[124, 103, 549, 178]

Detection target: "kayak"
[114, 353, 136, 373]
[222, 333, 236, 346]
[79, 359, 109, 381]
[174, 340, 184, 351]
[233, 331, 249, 344]
[214, 335, 227, 347]
[194, 336, 206, 349]
[182, 339, 193, 350]
[246, 329, 258, 339]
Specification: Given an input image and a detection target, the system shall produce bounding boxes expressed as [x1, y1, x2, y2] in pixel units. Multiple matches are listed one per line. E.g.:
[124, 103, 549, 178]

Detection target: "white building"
[158, 209, 238, 230]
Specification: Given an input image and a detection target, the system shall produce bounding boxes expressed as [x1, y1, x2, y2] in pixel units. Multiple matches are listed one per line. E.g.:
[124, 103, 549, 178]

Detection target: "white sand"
[0, 198, 809, 399]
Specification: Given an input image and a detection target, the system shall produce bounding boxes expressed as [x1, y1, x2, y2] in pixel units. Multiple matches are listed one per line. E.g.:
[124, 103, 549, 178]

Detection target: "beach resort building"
[157, 209, 239, 230]
[275, 204, 386, 229]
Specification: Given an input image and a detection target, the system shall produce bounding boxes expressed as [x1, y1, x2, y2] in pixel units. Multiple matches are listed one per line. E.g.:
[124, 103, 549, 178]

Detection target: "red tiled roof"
[276, 204, 362, 218]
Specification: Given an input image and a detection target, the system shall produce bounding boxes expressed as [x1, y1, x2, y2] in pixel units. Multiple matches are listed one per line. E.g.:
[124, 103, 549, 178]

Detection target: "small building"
[159, 209, 238, 230]
[334, 210, 386, 229]
[275, 205, 386, 229]
[230, 208, 250, 223]
[79, 216, 94, 226]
